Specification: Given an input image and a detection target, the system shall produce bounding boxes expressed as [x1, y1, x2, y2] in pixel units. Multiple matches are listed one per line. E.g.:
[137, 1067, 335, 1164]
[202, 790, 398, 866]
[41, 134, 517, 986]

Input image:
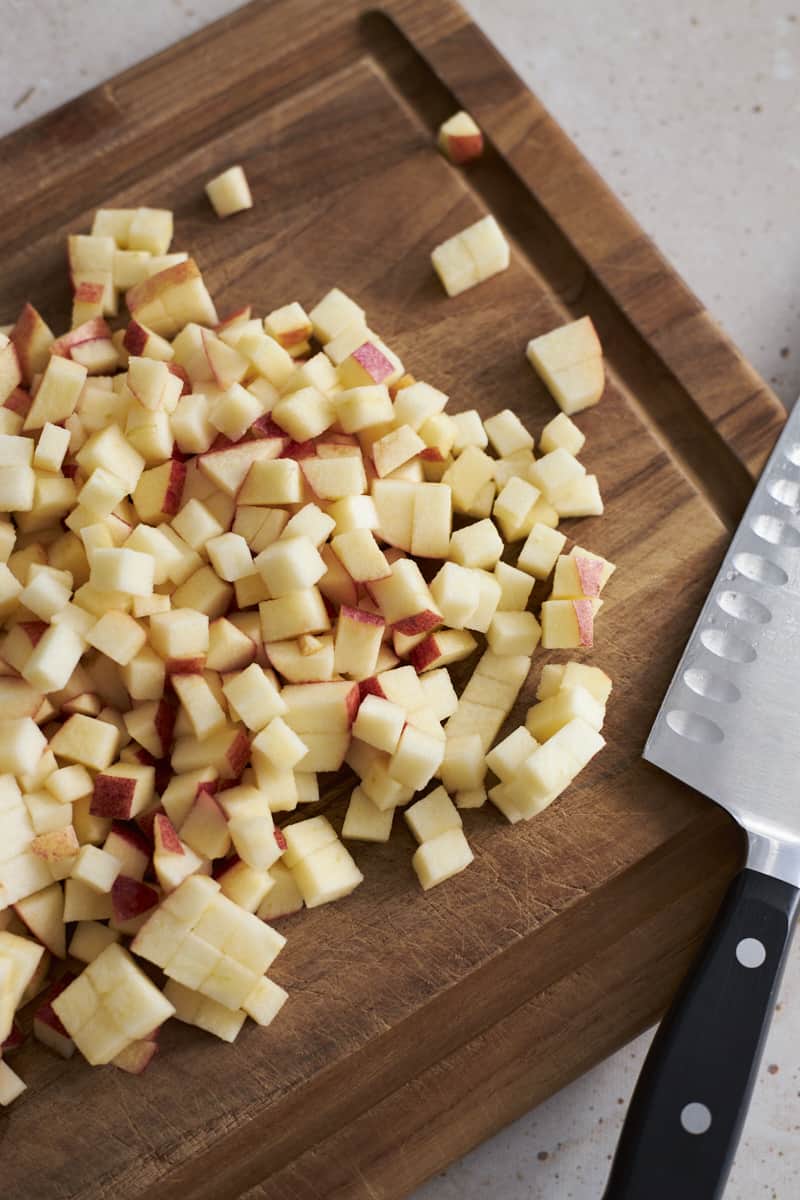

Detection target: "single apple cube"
[238, 458, 302, 507]
[85, 610, 147, 666]
[63, 878, 113, 922]
[549, 474, 604, 518]
[0, 463, 35, 511]
[281, 503, 336, 548]
[550, 549, 614, 600]
[409, 628, 477, 673]
[222, 664, 285, 733]
[438, 110, 484, 163]
[405, 786, 462, 844]
[24, 355, 87, 431]
[172, 674, 227, 739]
[517, 523, 567, 579]
[251, 716, 307, 771]
[341, 787, 394, 843]
[540, 412, 586, 457]
[336, 385, 394, 433]
[256, 861, 303, 920]
[90, 547, 154, 596]
[255, 535, 326, 598]
[525, 683, 606, 742]
[300, 453, 367, 500]
[431, 232, 479, 297]
[71, 845, 121, 894]
[331, 528, 389, 583]
[69, 921, 121, 964]
[33, 422, 70, 474]
[486, 610, 542, 657]
[442, 445, 494, 510]
[429, 561, 480, 630]
[290, 839, 363, 908]
[205, 165, 252, 217]
[240, 975, 287, 1027]
[440, 730, 487, 791]
[540, 598, 601, 649]
[0, 1059, 26, 1106]
[535, 663, 565, 701]
[0, 717, 48, 777]
[309, 288, 365, 344]
[259, 588, 330, 643]
[216, 858, 273, 912]
[494, 561, 535, 612]
[389, 724, 444, 791]
[163, 979, 245, 1043]
[272, 386, 336, 442]
[486, 726, 539, 782]
[448, 518, 504, 570]
[50, 714, 120, 770]
[338, 338, 402, 389]
[127, 207, 174, 255]
[352, 694, 405, 754]
[412, 827, 473, 890]
[492, 476, 542, 542]
[150, 608, 209, 663]
[526, 316, 604, 415]
[333, 605, 385, 679]
[371, 479, 415, 551]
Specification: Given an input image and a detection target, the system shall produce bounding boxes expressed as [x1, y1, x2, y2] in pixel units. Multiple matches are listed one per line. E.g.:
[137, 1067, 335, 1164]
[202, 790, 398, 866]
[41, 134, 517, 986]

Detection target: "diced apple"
[205, 166, 253, 218]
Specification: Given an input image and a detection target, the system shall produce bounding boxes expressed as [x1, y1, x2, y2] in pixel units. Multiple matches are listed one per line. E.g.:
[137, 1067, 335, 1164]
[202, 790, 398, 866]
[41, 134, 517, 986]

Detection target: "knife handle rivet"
[680, 1102, 712, 1135]
[735, 937, 766, 968]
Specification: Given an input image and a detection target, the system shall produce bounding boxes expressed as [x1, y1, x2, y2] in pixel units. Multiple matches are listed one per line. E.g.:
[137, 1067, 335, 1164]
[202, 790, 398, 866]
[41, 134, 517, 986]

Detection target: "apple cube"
[517, 523, 567, 579]
[24, 355, 87, 431]
[256, 861, 303, 920]
[84, 610, 147, 667]
[526, 316, 604, 415]
[511, 718, 605, 818]
[526, 684, 605, 742]
[389, 724, 444, 791]
[550, 473, 604, 518]
[486, 726, 539, 782]
[0, 1059, 26, 1106]
[62, 878, 113, 922]
[437, 110, 484, 163]
[150, 608, 209, 662]
[492, 476, 541, 542]
[333, 605, 385, 679]
[336, 385, 393, 433]
[255, 535, 325, 597]
[71, 844, 121, 894]
[300, 453, 368, 500]
[448, 519, 503, 570]
[409, 629, 477, 673]
[127, 208, 174, 256]
[280, 503, 336, 549]
[331, 528, 389, 583]
[238, 458, 302, 506]
[280, 680, 359, 735]
[412, 827, 473, 889]
[309, 289, 365, 344]
[371, 479, 415, 550]
[550, 549, 614, 600]
[540, 598, 600, 649]
[164, 979, 246, 1043]
[352, 693, 404, 754]
[221, 665, 284, 733]
[50, 713, 120, 770]
[291, 839, 363, 908]
[494, 561, 535, 611]
[0, 462, 35, 511]
[429, 562, 480, 629]
[259, 587, 330, 643]
[483, 408, 534, 458]
[442, 446, 494, 511]
[205, 165, 253, 217]
[0, 717, 47, 777]
[430, 232, 478, 297]
[486, 610, 542, 657]
[405, 786, 462, 844]
[90, 547, 154, 597]
[540, 411, 586, 457]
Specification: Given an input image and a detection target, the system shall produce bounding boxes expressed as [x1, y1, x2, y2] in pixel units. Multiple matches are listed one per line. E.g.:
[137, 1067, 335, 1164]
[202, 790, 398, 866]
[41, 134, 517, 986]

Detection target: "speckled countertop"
[1, 2, 798, 1197]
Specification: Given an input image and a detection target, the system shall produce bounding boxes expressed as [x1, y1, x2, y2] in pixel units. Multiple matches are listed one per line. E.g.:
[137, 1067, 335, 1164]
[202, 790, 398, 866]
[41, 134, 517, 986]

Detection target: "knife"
[603, 399, 800, 1199]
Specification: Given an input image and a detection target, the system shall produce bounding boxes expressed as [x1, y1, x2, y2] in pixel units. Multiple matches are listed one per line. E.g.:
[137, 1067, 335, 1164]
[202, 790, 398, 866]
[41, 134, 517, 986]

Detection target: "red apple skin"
[122, 320, 149, 357]
[444, 132, 484, 164]
[344, 682, 361, 726]
[409, 636, 441, 673]
[10, 303, 51, 383]
[167, 363, 191, 394]
[51, 318, 112, 358]
[2, 1020, 25, 1054]
[215, 306, 251, 333]
[573, 599, 594, 648]
[340, 605, 384, 629]
[250, 416, 285, 441]
[225, 731, 251, 779]
[154, 698, 177, 756]
[91, 775, 136, 819]
[126, 258, 202, 316]
[166, 657, 207, 676]
[33, 973, 76, 1053]
[21, 620, 48, 647]
[154, 813, 184, 856]
[392, 610, 442, 637]
[5, 387, 32, 417]
[74, 282, 104, 304]
[273, 829, 287, 852]
[574, 555, 603, 598]
[111, 875, 159, 923]
[357, 675, 386, 703]
[351, 342, 393, 384]
[419, 446, 445, 463]
[213, 853, 241, 881]
[107, 820, 152, 858]
[281, 439, 317, 461]
[161, 459, 187, 518]
[135, 805, 164, 845]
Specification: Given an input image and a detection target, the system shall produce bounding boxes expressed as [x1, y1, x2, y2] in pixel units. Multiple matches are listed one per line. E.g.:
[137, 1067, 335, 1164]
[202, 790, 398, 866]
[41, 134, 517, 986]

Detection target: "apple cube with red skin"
[103, 822, 150, 880]
[540, 598, 601, 649]
[126, 259, 218, 339]
[437, 111, 484, 164]
[91, 762, 155, 820]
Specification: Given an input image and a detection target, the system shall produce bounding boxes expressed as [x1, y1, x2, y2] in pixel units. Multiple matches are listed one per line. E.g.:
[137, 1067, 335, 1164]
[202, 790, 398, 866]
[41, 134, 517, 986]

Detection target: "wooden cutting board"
[0, 2, 786, 1197]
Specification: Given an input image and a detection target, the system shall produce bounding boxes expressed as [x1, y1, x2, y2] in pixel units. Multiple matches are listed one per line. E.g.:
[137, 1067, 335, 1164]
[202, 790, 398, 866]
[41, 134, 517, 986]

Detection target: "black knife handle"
[604, 868, 799, 1200]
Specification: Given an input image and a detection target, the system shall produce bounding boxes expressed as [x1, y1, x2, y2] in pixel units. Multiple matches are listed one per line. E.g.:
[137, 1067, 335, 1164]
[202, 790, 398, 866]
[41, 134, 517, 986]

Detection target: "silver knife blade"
[644, 399, 800, 887]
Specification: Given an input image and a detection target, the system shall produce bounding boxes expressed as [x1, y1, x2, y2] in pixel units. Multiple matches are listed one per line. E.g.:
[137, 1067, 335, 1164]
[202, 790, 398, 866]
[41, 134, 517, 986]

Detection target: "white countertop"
[1, 2, 798, 1197]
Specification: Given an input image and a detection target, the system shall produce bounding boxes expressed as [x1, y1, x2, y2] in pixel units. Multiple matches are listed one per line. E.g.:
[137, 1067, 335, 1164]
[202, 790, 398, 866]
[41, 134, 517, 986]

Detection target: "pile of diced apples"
[0, 189, 613, 1106]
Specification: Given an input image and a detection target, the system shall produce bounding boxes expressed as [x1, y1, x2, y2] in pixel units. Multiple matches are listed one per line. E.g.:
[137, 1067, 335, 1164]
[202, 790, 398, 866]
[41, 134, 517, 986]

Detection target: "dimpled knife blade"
[644, 398, 800, 887]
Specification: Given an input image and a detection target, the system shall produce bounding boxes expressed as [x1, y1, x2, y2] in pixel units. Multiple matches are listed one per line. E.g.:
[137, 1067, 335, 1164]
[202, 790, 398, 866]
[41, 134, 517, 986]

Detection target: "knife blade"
[604, 400, 800, 1199]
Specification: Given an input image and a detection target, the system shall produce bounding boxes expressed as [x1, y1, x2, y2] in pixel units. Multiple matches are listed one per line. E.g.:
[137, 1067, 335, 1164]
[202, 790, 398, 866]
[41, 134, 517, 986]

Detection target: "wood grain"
[0, 2, 786, 1198]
